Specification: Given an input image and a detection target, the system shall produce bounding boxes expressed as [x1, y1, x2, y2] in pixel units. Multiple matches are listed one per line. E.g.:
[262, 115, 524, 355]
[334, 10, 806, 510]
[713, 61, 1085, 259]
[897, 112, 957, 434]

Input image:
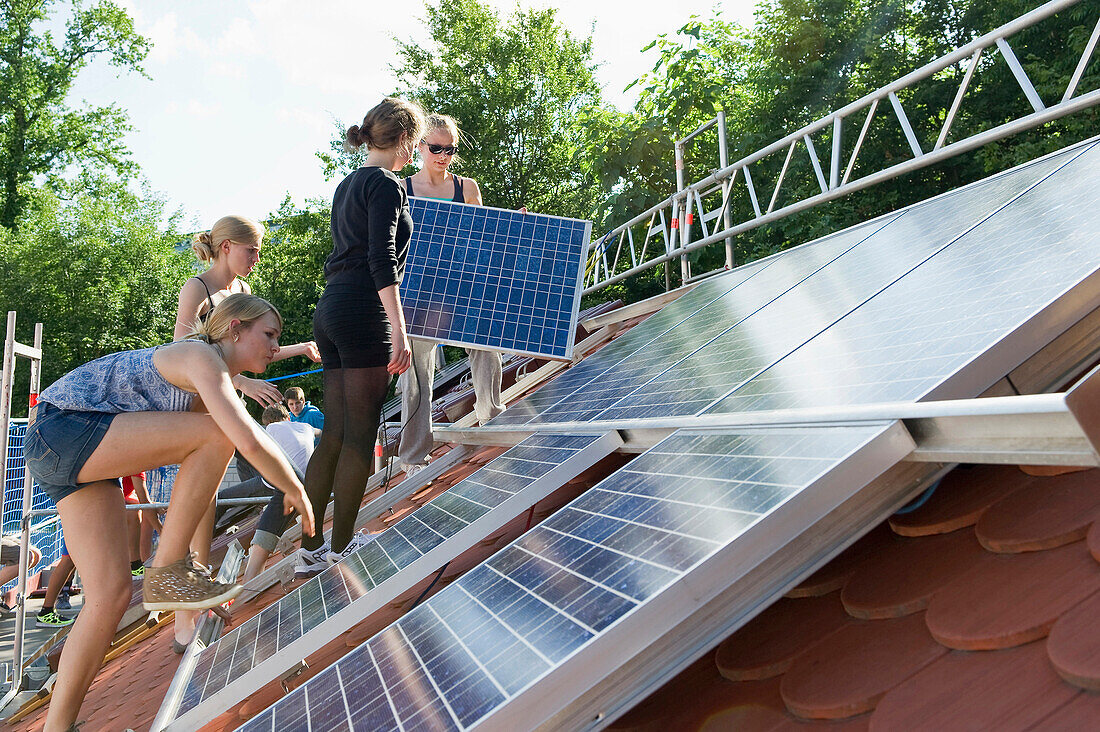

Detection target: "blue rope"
[893, 478, 941, 515]
[265, 367, 323, 383]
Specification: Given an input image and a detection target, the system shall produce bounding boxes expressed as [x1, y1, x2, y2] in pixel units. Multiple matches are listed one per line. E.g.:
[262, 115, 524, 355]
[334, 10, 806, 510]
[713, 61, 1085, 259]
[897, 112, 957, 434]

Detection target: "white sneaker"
[404, 463, 427, 479]
[326, 532, 376, 566]
[294, 542, 330, 577]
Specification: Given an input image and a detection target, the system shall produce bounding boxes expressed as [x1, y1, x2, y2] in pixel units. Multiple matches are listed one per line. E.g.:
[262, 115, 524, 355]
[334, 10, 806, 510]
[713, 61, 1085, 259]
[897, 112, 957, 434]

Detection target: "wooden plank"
[579, 284, 699, 331]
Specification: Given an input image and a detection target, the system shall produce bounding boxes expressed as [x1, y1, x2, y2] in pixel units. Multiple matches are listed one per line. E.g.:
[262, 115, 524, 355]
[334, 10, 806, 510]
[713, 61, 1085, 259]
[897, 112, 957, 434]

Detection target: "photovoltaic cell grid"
[3, 422, 62, 588]
[712, 139, 1100, 413]
[490, 256, 774, 426]
[402, 199, 592, 360]
[173, 433, 616, 722]
[497, 138, 1096, 426]
[518, 211, 908, 425]
[236, 424, 901, 732]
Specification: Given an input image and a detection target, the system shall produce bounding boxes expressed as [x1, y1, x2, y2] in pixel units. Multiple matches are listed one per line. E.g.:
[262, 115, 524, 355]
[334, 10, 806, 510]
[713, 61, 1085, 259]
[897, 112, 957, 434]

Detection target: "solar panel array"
[165, 432, 620, 729]
[215, 137, 1100, 732]
[401, 199, 592, 360]
[236, 424, 908, 732]
[494, 138, 1100, 425]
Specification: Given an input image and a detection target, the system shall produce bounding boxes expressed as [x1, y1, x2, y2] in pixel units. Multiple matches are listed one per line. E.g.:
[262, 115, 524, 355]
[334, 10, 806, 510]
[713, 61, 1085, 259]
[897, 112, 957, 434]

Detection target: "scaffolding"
[586, 0, 1100, 293]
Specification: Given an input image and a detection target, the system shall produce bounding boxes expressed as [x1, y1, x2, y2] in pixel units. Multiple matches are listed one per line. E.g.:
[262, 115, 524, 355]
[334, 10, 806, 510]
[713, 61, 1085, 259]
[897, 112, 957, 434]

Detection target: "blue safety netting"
[3, 421, 64, 591]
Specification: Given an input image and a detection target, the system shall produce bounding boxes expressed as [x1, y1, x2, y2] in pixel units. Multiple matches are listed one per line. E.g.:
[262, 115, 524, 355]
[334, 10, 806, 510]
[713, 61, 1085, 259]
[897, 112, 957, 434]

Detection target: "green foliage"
[0, 0, 149, 230]
[350, 0, 601, 220]
[0, 174, 191, 414]
[590, 0, 1100, 291]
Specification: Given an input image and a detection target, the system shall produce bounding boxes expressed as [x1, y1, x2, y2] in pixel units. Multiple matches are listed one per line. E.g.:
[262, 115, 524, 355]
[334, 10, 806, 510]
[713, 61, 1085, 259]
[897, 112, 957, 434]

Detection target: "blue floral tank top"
[39, 345, 194, 413]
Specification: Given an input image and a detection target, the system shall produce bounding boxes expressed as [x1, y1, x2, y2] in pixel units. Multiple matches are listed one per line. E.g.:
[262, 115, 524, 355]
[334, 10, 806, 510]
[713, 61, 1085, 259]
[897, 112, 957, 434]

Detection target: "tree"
[0, 174, 192, 413]
[0, 0, 149, 229]
[324, 0, 605, 221]
[590, 0, 1100, 293]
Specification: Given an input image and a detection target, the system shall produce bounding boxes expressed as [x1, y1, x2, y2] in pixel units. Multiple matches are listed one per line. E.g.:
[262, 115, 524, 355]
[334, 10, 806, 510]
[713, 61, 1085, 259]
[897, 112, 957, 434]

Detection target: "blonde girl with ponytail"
[175, 215, 320, 407]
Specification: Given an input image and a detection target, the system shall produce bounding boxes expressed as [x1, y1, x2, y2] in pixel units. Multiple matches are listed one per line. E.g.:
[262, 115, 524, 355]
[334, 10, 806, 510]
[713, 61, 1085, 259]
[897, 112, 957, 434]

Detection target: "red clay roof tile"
[887, 465, 1029, 537]
[715, 593, 851, 681]
[1034, 689, 1100, 729]
[925, 540, 1100, 650]
[868, 641, 1077, 730]
[785, 526, 893, 599]
[779, 613, 945, 720]
[975, 468, 1100, 553]
[1045, 588, 1100, 691]
[840, 529, 986, 620]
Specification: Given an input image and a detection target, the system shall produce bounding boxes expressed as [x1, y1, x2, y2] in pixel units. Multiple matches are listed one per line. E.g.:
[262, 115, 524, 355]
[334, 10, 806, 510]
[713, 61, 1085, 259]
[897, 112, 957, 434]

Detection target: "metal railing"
[585, 0, 1100, 293]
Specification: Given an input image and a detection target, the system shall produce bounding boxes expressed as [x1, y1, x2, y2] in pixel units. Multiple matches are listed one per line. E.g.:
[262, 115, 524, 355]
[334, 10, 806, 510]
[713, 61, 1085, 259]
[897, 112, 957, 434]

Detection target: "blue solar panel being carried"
[401, 198, 592, 360]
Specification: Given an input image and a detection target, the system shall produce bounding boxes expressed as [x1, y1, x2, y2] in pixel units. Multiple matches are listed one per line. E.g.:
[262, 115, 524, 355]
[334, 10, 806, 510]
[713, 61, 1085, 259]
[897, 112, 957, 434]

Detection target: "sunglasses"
[423, 142, 458, 155]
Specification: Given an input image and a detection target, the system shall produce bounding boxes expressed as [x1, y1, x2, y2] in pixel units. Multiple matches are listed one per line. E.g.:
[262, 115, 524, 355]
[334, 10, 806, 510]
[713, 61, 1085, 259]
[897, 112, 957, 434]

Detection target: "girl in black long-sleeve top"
[296, 98, 426, 573]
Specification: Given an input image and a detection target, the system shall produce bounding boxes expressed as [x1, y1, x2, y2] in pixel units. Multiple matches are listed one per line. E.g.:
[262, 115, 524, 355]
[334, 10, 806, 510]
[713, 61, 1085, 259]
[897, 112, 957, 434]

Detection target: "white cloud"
[143, 12, 182, 63]
[184, 99, 221, 118]
[244, 0, 417, 96]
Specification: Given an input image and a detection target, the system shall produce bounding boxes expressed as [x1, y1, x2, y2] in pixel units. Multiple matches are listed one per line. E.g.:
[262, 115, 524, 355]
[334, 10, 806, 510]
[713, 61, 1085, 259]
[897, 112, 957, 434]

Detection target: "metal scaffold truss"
[585, 0, 1100, 292]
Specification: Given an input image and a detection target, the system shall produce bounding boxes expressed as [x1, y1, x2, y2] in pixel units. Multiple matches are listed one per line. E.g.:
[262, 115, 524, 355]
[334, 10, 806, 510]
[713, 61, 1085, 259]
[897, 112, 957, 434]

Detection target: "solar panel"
[401, 199, 592, 360]
[712, 138, 1100, 413]
[520, 212, 908, 425]
[234, 422, 913, 732]
[160, 432, 622, 731]
[490, 257, 775, 426]
[571, 141, 1092, 423]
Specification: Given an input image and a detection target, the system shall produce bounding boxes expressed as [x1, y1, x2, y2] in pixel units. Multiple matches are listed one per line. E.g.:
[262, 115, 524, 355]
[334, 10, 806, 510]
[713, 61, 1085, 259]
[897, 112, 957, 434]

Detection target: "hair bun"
[344, 124, 364, 152]
[191, 231, 215, 262]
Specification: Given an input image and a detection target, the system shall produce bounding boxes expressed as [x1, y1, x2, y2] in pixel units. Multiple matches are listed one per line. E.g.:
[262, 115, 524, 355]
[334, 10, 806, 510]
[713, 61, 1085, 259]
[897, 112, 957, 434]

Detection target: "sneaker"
[35, 610, 74, 628]
[293, 542, 330, 577]
[404, 463, 427, 479]
[142, 558, 242, 611]
[131, 564, 145, 578]
[326, 532, 375, 566]
[54, 594, 80, 617]
[0, 602, 14, 617]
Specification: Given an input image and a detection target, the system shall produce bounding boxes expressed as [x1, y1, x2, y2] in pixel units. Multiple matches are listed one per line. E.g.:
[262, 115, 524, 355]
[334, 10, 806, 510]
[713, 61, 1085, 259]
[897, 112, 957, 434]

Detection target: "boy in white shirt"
[240, 404, 319, 584]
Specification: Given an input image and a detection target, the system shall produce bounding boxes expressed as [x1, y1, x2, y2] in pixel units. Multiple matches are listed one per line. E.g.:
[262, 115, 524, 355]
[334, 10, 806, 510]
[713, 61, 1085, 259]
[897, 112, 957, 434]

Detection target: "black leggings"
[300, 367, 391, 553]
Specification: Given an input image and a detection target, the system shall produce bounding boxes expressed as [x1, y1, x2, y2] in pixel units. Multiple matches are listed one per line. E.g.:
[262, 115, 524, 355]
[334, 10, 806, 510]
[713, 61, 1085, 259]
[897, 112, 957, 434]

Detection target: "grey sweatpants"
[398, 337, 504, 467]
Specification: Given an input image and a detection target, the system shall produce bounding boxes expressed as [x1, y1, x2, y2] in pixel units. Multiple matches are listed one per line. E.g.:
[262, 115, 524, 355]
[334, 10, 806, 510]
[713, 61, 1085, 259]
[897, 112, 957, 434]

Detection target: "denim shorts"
[24, 403, 118, 506]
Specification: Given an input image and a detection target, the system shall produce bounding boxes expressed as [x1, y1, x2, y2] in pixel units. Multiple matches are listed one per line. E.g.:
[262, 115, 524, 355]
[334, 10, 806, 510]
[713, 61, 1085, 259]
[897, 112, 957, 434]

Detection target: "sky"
[63, 0, 757, 228]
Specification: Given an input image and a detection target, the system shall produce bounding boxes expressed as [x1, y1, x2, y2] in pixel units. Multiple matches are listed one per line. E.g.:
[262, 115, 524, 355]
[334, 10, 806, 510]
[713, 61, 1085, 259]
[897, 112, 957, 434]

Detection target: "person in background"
[175, 215, 320, 400]
[0, 537, 41, 617]
[172, 216, 320, 652]
[295, 97, 421, 576]
[241, 404, 319, 585]
[24, 293, 315, 732]
[284, 386, 324, 430]
[35, 546, 74, 628]
[399, 113, 505, 477]
[121, 472, 160, 577]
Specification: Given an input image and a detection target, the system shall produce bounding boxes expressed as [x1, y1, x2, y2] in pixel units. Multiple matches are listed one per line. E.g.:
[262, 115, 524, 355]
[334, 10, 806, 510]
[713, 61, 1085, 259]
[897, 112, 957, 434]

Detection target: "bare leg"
[242, 546, 271, 585]
[46, 411, 236, 728]
[77, 412, 234, 568]
[126, 507, 141, 564]
[42, 482, 131, 732]
[41, 554, 75, 607]
[139, 517, 155, 563]
[175, 499, 216, 645]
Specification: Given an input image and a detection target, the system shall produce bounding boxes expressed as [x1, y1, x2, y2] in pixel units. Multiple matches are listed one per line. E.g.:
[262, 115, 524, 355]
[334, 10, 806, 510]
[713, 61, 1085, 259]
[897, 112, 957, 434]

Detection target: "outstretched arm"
[270, 341, 321, 364]
[182, 348, 315, 536]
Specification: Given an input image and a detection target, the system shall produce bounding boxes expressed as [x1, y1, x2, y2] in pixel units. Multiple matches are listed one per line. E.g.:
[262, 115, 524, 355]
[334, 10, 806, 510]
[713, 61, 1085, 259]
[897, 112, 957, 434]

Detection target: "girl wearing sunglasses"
[399, 114, 505, 477]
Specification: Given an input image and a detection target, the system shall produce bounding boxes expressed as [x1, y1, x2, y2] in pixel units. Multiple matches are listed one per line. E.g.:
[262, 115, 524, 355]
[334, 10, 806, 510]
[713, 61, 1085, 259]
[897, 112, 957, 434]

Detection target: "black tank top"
[404, 175, 464, 202]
